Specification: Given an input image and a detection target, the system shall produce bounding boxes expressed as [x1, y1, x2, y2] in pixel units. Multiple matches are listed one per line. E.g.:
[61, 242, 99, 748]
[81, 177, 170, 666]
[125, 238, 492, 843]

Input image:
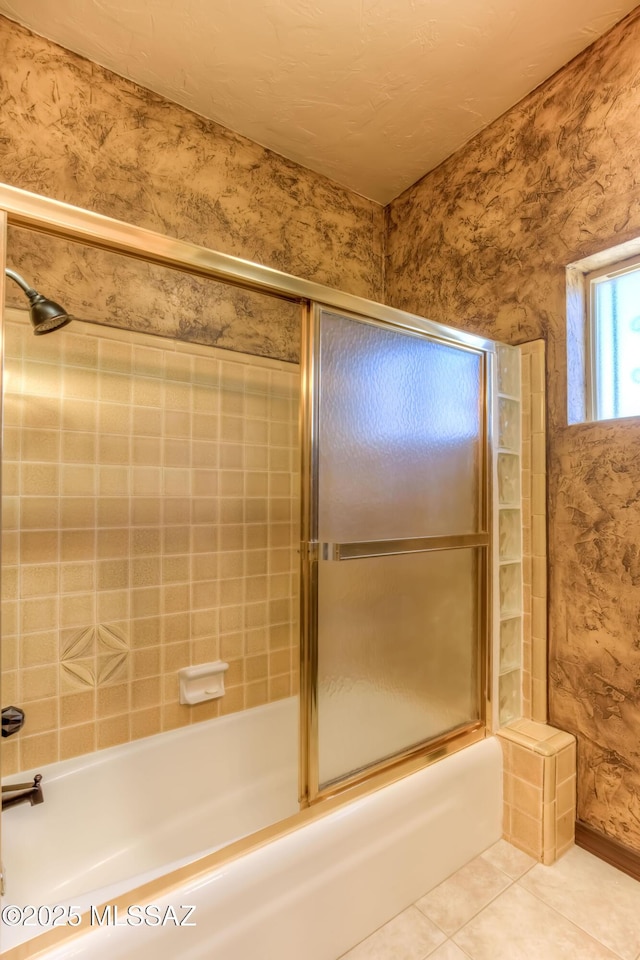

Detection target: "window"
[588, 256, 640, 420]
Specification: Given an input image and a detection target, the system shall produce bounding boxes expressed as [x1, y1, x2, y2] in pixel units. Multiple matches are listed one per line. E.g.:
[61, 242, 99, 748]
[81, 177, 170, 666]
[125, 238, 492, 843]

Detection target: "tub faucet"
[1, 774, 44, 811]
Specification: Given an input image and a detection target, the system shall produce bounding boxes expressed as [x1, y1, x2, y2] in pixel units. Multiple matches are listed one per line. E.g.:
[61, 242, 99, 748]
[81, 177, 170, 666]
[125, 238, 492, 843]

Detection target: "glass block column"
[495, 344, 524, 727]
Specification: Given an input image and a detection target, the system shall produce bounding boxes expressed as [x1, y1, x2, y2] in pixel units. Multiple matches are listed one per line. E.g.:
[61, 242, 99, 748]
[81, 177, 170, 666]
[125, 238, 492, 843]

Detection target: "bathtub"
[1, 703, 502, 960]
[1, 698, 299, 952]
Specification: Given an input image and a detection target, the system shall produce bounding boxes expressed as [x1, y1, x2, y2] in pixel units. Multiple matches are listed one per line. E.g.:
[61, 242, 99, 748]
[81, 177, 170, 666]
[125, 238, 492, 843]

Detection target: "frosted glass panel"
[318, 312, 482, 541]
[317, 548, 480, 788]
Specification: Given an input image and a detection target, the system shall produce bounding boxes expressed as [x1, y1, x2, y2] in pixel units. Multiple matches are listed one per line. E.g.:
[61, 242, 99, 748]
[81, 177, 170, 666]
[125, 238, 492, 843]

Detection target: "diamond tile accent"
[61, 625, 94, 660]
[61, 660, 96, 689]
[60, 623, 131, 689]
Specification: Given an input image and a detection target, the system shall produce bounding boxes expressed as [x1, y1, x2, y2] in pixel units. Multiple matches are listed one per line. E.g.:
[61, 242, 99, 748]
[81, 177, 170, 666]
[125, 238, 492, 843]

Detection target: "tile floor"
[340, 841, 640, 960]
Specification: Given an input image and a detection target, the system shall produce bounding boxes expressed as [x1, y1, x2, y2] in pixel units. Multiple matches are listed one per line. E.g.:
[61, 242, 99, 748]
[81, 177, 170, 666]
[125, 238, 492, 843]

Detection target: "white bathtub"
[1, 704, 502, 960]
[1, 698, 299, 952]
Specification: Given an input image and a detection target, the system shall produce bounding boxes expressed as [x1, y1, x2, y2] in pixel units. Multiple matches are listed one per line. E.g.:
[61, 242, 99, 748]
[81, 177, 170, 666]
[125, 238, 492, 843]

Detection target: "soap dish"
[178, 661, 229, 705]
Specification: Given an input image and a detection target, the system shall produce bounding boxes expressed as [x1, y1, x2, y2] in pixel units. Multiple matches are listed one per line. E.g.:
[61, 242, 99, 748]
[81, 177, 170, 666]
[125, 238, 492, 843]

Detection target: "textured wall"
[386, 9, 640, 852]
[0, 16, 384, 361]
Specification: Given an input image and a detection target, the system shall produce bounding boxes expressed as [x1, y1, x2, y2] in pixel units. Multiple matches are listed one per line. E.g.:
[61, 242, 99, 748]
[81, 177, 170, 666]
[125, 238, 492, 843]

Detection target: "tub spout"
[2, 774, 43, 811]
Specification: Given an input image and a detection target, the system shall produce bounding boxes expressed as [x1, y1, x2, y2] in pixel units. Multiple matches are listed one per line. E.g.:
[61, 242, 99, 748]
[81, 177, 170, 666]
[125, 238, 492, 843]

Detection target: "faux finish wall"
[0, 17, 384, 361]
[386, 8, 640, 853]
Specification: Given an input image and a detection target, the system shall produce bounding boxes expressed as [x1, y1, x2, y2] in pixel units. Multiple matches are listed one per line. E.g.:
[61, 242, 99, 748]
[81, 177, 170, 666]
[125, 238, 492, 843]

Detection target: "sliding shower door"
[300, 306, 490, 801]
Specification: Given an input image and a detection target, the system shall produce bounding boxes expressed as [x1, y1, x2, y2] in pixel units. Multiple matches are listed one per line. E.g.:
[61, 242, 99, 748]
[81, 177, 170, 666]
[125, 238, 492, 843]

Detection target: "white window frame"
[586, 252, 640, 422]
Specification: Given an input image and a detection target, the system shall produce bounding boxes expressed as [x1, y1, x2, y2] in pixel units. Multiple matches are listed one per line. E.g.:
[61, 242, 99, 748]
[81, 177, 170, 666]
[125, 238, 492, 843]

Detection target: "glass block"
[496, 344, 520, 398]
[499, 669, 522, 726]
[318, 311, 482, 541]
[317, 548, 480, 788]
[497, 453, 520, 505]
[499, 509, 522, 562]
[499, 562, 522, 619]
[500, 617, 522, 673]
[498, 398, 520, 452]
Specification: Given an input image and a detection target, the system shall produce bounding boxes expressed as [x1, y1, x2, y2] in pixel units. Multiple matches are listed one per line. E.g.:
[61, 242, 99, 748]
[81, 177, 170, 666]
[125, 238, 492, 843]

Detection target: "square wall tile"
[498, 721, 576, 865]
[3, 317, 300, 772]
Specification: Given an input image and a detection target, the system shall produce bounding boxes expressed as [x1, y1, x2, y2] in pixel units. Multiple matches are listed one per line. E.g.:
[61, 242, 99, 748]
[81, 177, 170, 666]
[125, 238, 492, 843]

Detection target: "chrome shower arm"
[5, 267, 38, 300]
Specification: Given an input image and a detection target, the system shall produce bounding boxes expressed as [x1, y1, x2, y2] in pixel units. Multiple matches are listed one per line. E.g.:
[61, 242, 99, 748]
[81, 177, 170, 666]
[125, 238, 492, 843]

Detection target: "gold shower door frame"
[0, 181, 494, 832]
[299, 303, 493, 804]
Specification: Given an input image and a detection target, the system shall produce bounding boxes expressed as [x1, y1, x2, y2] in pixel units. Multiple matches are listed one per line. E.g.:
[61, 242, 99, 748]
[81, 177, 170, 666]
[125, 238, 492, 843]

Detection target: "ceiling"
[0, 0, 637, 203]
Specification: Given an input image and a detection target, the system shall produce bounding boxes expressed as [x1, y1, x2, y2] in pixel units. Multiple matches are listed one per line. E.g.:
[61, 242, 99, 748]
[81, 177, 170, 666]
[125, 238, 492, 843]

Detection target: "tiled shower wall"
[1, 309, 300, 775]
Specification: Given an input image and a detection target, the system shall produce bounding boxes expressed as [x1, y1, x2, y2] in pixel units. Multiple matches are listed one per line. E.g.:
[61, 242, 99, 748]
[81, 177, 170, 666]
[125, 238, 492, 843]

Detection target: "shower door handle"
[318, 533, 488, 561]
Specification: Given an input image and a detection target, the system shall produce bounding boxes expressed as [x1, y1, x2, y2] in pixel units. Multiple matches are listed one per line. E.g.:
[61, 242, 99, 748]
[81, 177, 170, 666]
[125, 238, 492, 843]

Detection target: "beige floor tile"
[340, 906, 446, 960]
[479, 839, 537, 880]
[453, 884, 621, 960]
[428, 942, 470, 960]
[519, 845, 640, 960]
[415, 855, 511, 935]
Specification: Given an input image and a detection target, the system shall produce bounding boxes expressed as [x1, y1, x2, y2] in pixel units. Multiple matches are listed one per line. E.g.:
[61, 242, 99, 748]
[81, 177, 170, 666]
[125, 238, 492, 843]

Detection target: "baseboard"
[575, 820, 640, 882]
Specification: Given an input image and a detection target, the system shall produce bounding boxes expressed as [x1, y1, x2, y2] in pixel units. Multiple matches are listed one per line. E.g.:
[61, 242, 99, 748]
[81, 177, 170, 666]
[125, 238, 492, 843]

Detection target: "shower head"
[4, 268, 73, 335]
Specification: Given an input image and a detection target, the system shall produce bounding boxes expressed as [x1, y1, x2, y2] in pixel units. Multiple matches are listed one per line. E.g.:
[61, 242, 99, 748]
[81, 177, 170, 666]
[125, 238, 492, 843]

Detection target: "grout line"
[477, 851, 533, 884]
[413, 856, 517, 938]
[449, 879, 627, 960]
[513, 876, 629, 960]
[445, 937, 476, 960]
[412, 845, 634, 960]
